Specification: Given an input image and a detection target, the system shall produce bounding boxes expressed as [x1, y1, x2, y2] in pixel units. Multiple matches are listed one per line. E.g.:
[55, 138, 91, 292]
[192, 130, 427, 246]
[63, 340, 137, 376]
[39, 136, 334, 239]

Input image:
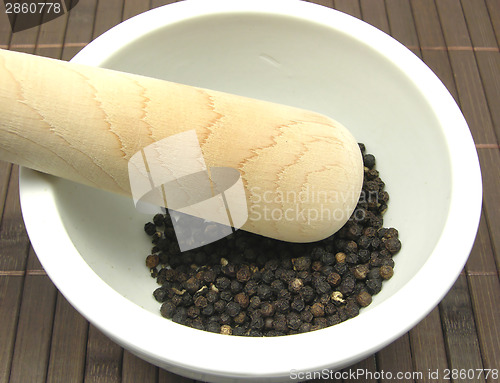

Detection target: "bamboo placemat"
[0, 1, 498, 382]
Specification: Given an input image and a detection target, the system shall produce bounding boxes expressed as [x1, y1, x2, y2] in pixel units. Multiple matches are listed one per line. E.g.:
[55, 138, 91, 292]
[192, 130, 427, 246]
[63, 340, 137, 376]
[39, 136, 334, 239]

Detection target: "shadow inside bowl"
[52, 179, 160, 313]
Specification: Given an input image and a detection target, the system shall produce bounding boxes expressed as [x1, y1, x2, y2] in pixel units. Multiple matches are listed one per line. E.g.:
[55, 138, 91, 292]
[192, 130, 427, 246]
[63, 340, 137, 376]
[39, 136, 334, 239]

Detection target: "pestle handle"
[0, 48, 363, 242]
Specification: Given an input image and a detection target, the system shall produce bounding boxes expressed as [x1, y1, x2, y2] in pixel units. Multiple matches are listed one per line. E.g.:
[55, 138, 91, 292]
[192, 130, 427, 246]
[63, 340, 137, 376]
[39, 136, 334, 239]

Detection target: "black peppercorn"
[232, 326, 246, 336]
[163, 269, 177, 282]
[220, 312, 232, 325]
[144, 222, 156, 236]
[288, 278, 304, 293]
[318, 293, 330, 304]
[324, 302, 337, 316]
[264, 317, 274, 330]
[368, 268, 381, 280]
[270, 279, 285, 293]
[206, 314, 220, 323]
[205, 290, 219, 303]
[326, 314, 341, 326]
[221, 261, 236, 278]
[260, 302, 275, 317]
[257, 284, 273, 300]
[286, 312, 302, 330]
[153, 287, 167, 303]
[251, 270, 262, 281]
[313, 277, 331, 295]
[385, 228, 399, 238]
[326, 272, 341, 286]
[379, 265, 394, 280]
[146, 254, 160, 269]
[226, 301, 241, 317]
[353, 264, 369, 280]
[274, 299, 290, 313]
[170, 295, 182, 307]
[172, 307, 187, 324]
[345, 300, 360, 319]
[153, 214, 164, 227]
[339, 274, 356, 296]
[180, 293, 193, 307]
[194, 295, 208, 308]
[366, 278, 382, 295]
[291, 297, 305, 312]
[183, 277, 200, 294]
[319, 251, 335, 266]
[191, 317, 204, 331]
[385, 237, 402, 254]
[300, 286, 315, 303]
[365, 168, 379, 180]
[264, 259, 280, 271]
[202, 269, 216, 284]
[380, 257, 395, 268]
[175, 272, 187, 284]
[311, 261, 323, 272]
[187, 306, 200, 319]
[377, 228, 388, 238]
[244, 280, 258, 296]
[370, 237, 381, 249]
[236, 265, 252, 282]
[356, 291, 372, 307]
[345, 241, 358, 253]
[202, 303, 215, 316]
[312, 317, 328, 330]
[160, 301, 176, 318]
[363, 154, 376, 169]
[279, 269, 296, 283]
[234, 292, 249, 309]
[230, 280, 242, 293]
[250, 316, 264, 330]
[272, 314, 288, 332]
[261, 269, 275, 284]
[278, 288, 292, 301]
[364, 227, 377, 237]
[310, 302, 325, 317]
[206, 322, 221, 333]
[233, 312, 247, 325]
[298, 322, 312, 333]
[335, 252, 346, 263]
[292, 256, 311, 271]
[356, 250, 369, 264]
[300, 309, 314, 323]
[214, 300, 226, 313]
[151, 231, 162, 244]
[249, 296, 261, 309]
[215, 276, 231, 290]
[357, 235, 371, 250]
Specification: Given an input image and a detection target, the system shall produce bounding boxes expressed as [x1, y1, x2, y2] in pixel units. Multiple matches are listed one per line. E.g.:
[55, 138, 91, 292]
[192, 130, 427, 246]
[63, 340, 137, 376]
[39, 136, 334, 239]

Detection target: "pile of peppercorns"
[143, 144, 401, 336]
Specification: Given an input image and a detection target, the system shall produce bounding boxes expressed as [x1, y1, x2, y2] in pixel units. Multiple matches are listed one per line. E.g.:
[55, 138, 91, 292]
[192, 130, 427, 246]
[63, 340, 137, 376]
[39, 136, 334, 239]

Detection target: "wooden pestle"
[0, 48, 363, 243]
